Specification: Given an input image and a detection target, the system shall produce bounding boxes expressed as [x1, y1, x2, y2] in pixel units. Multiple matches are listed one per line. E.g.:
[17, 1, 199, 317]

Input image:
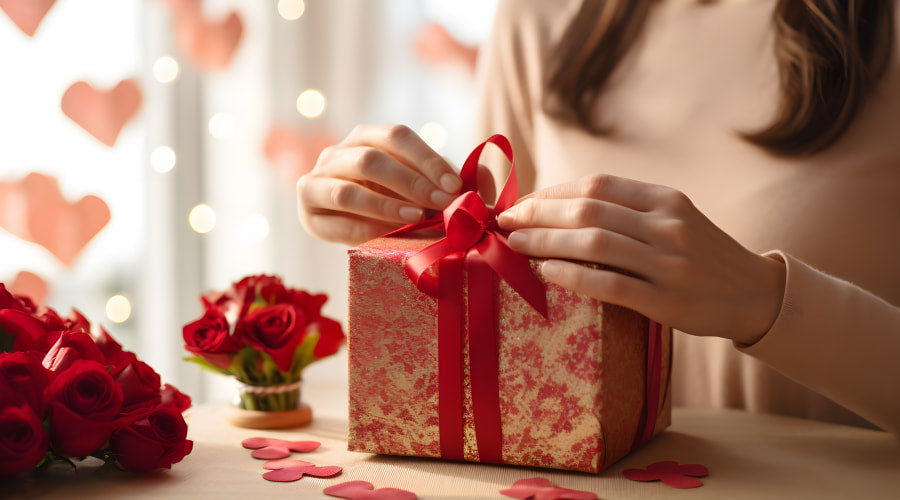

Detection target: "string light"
[296, 89, 326, 118]
[189, 204, 216, 234]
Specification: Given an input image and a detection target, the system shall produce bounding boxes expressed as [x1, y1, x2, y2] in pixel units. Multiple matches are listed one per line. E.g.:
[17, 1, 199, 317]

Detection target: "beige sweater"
[475, 0, 900, 433]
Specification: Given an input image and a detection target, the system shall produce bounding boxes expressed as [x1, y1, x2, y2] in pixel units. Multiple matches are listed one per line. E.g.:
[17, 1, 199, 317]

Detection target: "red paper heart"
[261, 460, 342, 482]
[0, 173, 110, 267]
[172, 3, 243, 71]
[0, 0, 56, 37]
[242, 436, 321, 452]
[623, 460, 710, 489]
[499, 478, 597, 500]
[251, 446, 291, 460]
[263, 126, 336, 183]
[61, 79, 142, 147]
[413, 22, 479, 74]
[7, 271, 48, 304]
[323, 481, 417, 500]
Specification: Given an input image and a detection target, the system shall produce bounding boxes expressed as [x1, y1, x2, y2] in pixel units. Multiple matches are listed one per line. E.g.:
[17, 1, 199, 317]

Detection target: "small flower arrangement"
[182, 275, 344, 415]
[0, 284, 193, 476]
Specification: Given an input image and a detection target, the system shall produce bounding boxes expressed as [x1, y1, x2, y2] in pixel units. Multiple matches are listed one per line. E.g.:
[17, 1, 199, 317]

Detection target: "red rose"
[0, 403, 49, 475]
[182, 304, 238, 370]
[114, 358, 162, 415]
[0, 283, 35, 313]
[46, 360, 124, 457]
[160, 383, 192, 413]
[236, 303, 304, 371]
[0, 351, 52, 418]
[42, 330, 105, 374]
[285, 289, 328, 320]
[0, 308, 50, 349]
[111, 405, 193, 473]
[91, 324, 126, 362]
[310, 317, 346, 359]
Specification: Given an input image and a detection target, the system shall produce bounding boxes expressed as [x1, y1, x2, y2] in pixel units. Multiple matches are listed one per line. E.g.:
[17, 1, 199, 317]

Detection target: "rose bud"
[0, 403, 50, 475]
[159, 383, 192, 413]
[111, 405, 193, 473]
[183, 304, 239, 370]
[0, 351, 52, 418]
[235, 303, 304, 372]
[310, 317, 346, 359]
[114, 358, 162, 416]
[42, 330, 105, 374]
[46, 359, 124, 457]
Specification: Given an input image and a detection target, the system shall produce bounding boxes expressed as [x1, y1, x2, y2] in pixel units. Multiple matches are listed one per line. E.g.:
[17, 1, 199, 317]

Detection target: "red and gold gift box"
[346, 136, 671, 474]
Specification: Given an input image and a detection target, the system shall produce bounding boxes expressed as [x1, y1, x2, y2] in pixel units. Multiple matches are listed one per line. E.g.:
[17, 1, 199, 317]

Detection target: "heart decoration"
[0, 0, 57, 37]
[623, 461, 710, 489]
[61, 79, 142, 147]
[323, 481, 417, 500]
[241, 436, 321, 459]
[0, 173, 110, 267]
[499, 478, 597, 500]
[261, 459, 342, 482]
[263, 126, 336, 183]
[168, 0, 243, 71]
[413, 22, 479, 74]
[7, 271, 48, 305]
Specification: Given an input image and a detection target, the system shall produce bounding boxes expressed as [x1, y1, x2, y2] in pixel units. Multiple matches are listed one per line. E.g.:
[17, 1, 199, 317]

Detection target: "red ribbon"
[631, 320, 664, 451]
[385, 134, 547, 462]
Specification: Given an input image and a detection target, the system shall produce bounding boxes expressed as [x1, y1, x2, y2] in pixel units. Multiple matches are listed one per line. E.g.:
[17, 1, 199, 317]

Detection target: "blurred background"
[0, 0, 496, 403]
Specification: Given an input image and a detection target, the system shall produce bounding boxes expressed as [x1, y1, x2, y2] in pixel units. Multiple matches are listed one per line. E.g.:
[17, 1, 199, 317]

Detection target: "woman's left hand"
[496, 174, 786, 344]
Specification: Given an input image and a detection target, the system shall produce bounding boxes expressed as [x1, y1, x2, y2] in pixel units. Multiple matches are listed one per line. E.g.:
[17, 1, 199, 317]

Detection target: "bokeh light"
[106, 295, 132, 323]
[240, 213, 271, 242]
[419, 122, 447, 152]
[208, 112, 236, 139]
[152, 56, 180, 83]
[189, 204, 216, 234]
[278, 0, 306, 20]
[296, 89, 326, 118]
[150, 145, 176, 173]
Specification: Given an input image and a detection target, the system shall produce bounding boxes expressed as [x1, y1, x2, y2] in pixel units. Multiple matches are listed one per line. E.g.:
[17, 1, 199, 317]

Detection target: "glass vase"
[226, 379, 312, 429]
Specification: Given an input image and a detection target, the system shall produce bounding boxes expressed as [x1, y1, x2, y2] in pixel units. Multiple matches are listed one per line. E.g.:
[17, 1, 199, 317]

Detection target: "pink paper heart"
[242, 436, 321, 452]
[251, 446, 291, 460]
[0, 0, 56, 37]
[173, 4, 243, 71]
[263, 126, 336, 183]
[500, 477, 597, 500]
[623, 460, 710, 489]
[262, 463, 342, 482]
[61, 79, 142, 147]
[7, 271, 48, 305]
[262, 459, 314, 469]
[0, 173, 110, 267]
[413, 22, 479, 74]
[324, 481, 417, 500]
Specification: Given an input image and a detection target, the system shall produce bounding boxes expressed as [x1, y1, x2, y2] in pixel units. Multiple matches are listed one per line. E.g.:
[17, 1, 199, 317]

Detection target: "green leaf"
[291, 330, 320, 379]
[0, 325, 14, 353]
[183, 356, 232, 376]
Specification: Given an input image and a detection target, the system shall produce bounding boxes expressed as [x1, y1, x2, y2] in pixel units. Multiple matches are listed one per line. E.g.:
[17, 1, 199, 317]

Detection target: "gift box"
[346, 135, 671, 473]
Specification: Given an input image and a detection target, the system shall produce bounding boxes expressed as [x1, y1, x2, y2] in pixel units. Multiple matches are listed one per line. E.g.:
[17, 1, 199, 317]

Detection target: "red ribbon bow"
[386, 134, 547, 462]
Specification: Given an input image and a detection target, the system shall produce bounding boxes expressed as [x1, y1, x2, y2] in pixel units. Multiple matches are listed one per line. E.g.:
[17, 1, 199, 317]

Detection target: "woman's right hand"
[297, 124, 463, 246]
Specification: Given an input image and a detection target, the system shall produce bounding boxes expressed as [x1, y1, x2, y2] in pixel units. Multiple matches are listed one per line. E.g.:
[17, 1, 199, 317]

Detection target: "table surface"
[5, 377, 900, 500]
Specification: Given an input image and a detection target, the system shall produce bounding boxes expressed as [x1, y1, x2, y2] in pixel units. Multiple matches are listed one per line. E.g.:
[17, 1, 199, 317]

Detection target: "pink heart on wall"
[0, 173, 110, 267]
[263, 126, 337, 183]
[7, 271, 49, 305]
[0, 0, 56, 37]
[61, 79, 142, 147]
[172, 3, 243, 71]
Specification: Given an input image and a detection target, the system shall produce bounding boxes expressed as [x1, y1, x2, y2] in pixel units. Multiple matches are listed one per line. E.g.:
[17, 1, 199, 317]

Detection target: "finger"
[539, 259, 659, 312]
[300, 212, 398, 246]
[507, 228, 658, 279]
[522, 174, 667, 212]
[344, 124, 462, 195]
[299, 176, 425, 225]
[497, 198, 650, 242]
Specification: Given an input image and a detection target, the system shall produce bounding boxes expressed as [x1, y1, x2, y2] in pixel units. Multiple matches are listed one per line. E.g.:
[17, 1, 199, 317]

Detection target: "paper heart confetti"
[499, 478, 597, 500]
[323, 480, 417, 500]
[413, 22, 479, 74]
[241, 436, 321, 459]
[623, 460, 709, 489]
[61, 79, 142, 147]
[261, 459, 342, 482]
[0, 0, 56, 37]
[0, 173, 110, 267]
[170, 1, 243, 71]
[263, 126, 336, 183]
[7, 271, 48, 304]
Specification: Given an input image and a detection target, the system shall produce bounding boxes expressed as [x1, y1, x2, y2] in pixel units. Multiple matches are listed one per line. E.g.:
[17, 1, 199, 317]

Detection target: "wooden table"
[5, 377, 900, 499]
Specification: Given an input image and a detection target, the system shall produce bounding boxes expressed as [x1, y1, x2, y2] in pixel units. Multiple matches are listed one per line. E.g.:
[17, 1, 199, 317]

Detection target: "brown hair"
[545, 0, 895, 156]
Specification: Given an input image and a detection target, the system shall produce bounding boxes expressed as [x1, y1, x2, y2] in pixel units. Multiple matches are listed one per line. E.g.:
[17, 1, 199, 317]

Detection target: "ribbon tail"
[466, 250, 503, 464]
[631, 320, 663, 450]
[478, 235, 548, 317]
[438, 256, 465, 461]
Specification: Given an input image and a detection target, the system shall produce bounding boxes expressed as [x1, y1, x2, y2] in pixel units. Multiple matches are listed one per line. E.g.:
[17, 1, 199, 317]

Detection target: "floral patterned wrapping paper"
[347, 235, 671, 473]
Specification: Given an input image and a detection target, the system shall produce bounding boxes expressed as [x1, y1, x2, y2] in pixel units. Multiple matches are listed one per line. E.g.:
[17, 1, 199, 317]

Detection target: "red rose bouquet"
[182, 275, 344, 414]
[0, 284, 193, 476]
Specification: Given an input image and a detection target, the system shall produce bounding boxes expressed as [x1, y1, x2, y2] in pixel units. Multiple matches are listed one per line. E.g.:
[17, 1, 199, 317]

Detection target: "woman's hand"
[297, 124, 463, 246]
[496, 174, 786, 344]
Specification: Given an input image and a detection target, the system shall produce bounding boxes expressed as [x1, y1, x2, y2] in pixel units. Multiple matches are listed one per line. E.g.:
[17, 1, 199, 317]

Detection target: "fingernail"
[507, 231, 527, 248]
[399, 206, 423, 222]
[541, 261, 560, 278]
[497, 207, 517, 225]
[439, 173, 462, 193]
[430, 190, 455, 207]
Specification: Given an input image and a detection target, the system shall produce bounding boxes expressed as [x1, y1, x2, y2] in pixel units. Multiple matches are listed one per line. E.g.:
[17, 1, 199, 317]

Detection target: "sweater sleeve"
[739, 250, 900, 435]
